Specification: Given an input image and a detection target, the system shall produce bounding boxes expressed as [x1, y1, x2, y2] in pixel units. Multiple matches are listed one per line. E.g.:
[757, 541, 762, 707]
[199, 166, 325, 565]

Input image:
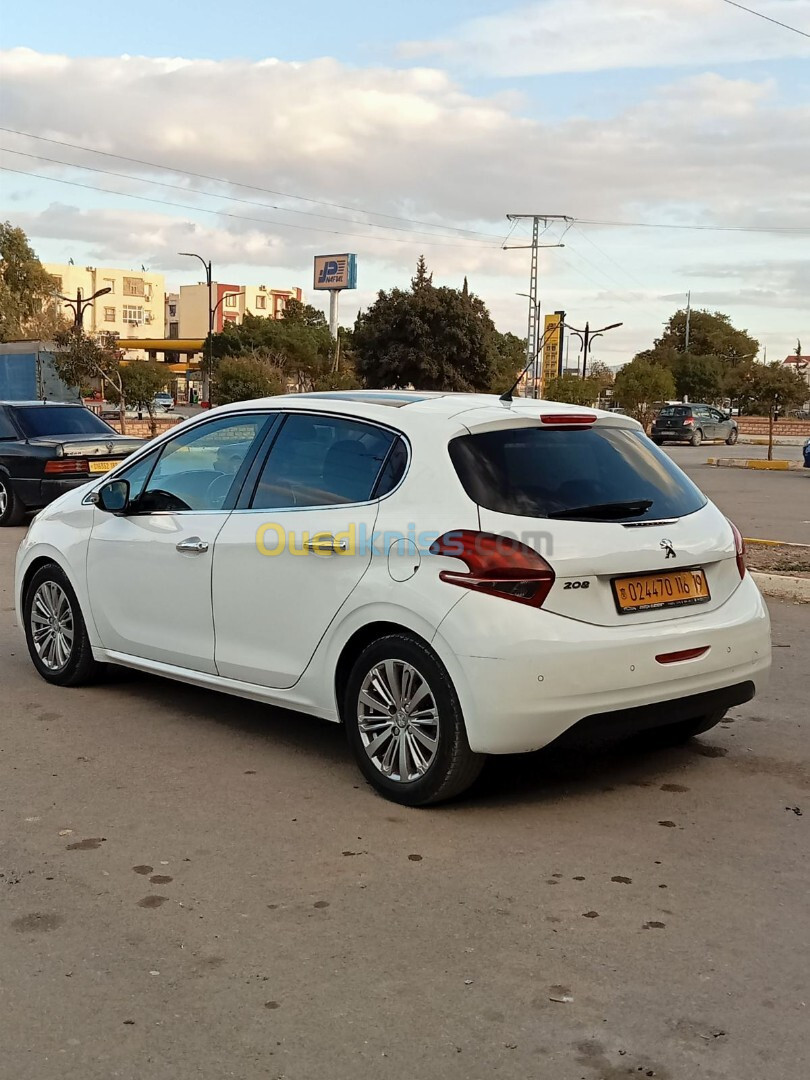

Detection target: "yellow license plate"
[613, 568, 710, 613]
[88, 459, 122, 473]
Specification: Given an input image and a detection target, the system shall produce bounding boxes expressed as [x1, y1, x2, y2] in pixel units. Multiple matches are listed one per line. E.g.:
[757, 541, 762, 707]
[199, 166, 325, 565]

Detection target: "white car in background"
[15, 391, 771, 805]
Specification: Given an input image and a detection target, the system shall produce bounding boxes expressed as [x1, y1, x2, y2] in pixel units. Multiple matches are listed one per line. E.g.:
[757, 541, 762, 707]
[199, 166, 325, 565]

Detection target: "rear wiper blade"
[548, 499, 653, 520]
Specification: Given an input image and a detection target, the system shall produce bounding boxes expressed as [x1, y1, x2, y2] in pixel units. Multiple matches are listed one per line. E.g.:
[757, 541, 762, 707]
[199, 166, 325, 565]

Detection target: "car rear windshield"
[657, 406, 691, 417]
[11, 405, 117, 438]
[448, 425, 707, 521]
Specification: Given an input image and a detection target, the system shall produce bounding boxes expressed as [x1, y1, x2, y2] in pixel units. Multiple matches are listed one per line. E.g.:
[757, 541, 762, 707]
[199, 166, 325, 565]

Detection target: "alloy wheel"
[0, 483, 6, 516]
[357, 660, 440, 782]
[30, 581, 75, 671]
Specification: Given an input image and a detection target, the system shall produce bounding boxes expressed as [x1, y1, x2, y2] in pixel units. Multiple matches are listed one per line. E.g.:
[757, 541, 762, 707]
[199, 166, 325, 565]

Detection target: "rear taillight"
[682, 417, 694, 425]
[429, 530, 555, 608]
[728, 520, 746, 579]
[44, 459, 89, 475]
[540, 414, 596, 426]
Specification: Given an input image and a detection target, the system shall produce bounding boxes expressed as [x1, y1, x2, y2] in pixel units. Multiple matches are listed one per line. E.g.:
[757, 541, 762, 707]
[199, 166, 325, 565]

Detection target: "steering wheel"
[206, 473, 235, 508]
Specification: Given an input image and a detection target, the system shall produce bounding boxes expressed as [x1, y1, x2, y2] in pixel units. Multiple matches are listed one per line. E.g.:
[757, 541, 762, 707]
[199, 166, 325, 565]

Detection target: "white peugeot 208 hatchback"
[15, 391, 771, 805]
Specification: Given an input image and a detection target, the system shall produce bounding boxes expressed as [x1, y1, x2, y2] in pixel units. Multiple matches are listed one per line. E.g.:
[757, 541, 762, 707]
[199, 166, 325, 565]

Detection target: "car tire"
[652, 435, 664, 446]
[23, 563, 105, 687]
[344, 633, 485, 806]
[690, 429, 703, 447]
[641, 710, 727, 747]
[726, 428, 739, 445]
[0, 474, 26, 527]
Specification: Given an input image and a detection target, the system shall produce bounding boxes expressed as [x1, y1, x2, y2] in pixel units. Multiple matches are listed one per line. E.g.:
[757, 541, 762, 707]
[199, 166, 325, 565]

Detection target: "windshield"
[448, 425, 707, 522]
[11, 406, 118, 438]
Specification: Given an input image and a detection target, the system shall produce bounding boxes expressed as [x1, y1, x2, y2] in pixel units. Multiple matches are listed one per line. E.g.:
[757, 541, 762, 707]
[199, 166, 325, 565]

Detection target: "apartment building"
[176, 282, 303, 338]
[45, 263, 166, 358]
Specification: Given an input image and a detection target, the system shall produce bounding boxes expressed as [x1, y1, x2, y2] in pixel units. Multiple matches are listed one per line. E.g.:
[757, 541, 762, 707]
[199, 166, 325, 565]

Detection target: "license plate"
[613, 568, 710, 613]
[88, 459, 122, 473]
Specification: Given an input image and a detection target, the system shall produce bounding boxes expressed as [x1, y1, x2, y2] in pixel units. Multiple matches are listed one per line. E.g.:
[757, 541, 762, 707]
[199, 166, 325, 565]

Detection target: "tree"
[51, 329, 128, 433]
[353, 258, 497, 391]
[613, 358, 676, 431]
[281, 297, 328, 328]
[107, 360, 166, 435]
[672, 353, 724, 403]
[748, 362, 808, 460]
[544, 374, 600, 406]
[211, 312, 333, 392]
[211, 354, 285, 406]
[587, 359, 615, 390]
[488, 330, 526, 393]
[0, 223, 65, 342]
[654, 308, 759, 365]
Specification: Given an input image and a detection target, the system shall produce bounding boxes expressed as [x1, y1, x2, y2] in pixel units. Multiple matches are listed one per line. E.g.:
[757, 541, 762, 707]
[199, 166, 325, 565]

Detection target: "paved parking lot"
[1, 475, 808, 1079]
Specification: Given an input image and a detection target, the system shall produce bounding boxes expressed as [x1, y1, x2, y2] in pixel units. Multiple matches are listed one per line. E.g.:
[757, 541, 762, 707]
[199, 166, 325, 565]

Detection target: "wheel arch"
[334, 620, 432, 723]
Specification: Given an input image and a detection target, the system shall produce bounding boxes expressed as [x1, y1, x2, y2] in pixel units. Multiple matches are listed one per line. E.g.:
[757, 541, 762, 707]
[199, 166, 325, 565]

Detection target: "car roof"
[213, 390, 630, 432]
[0, 400, 86, 407]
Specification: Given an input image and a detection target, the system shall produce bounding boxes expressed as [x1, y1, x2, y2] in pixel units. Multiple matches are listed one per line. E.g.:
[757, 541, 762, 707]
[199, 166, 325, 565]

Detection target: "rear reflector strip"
[540, 414, 596, 425]
[655, 646, 709, 665]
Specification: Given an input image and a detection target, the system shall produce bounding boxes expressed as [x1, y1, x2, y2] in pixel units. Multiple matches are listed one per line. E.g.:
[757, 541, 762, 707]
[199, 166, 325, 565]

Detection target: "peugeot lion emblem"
[660, 539, 677, 560]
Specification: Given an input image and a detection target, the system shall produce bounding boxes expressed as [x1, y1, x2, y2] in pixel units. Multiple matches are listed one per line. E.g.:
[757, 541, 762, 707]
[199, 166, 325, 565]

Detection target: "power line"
[0, 146, 501, 247]
[719, 0, 810, 38]
[574, 216, 810, 234]
[0, 126, 505, 242]
[0, 164, 503, 249]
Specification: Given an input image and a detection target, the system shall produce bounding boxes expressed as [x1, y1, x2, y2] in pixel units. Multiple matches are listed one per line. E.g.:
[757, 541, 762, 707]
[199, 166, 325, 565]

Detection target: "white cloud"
[401, 0, 810, 76]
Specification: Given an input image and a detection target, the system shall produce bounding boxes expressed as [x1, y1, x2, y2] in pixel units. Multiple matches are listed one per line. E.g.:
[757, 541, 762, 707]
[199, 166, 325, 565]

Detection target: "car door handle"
[176, 537, 209, 554]
[304, 535, 348, 553]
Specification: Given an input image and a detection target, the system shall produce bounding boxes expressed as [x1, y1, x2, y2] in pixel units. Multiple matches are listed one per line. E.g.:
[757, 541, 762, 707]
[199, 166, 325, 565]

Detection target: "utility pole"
[179, 251, 213, 405]
[505, 215, 570, 397]
[684, 290, 691, 353]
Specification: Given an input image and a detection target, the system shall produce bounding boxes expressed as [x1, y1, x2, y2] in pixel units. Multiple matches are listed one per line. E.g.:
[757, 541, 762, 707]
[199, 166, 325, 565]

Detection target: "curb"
[751, 570, 810, 603]
[707, 457, 805, 471]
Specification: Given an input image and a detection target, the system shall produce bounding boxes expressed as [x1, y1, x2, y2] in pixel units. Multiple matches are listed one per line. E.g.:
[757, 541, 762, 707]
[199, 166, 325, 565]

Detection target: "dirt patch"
[746, 543, 810, 576]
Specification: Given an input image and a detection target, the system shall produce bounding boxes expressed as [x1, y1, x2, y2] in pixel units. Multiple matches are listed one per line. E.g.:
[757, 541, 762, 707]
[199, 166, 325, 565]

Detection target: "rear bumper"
[434, 573, 771, 754]
[16, 477, 92, 509]
[653, 426, 693, 441]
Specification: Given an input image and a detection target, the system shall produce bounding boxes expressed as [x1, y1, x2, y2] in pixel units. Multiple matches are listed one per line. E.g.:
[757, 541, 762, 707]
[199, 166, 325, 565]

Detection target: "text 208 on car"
[15, 392, 771, 805]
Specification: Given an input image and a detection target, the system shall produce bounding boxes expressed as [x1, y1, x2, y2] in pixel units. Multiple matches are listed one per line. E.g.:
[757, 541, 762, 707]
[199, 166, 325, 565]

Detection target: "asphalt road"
[1, 521, 808, 1080]
[664, 444, 809, 545]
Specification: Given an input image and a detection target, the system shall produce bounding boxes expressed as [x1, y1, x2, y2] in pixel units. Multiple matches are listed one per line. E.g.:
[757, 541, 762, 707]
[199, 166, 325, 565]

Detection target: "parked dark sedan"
[0, 402, 143, 526]
[651, 404, 738, 447]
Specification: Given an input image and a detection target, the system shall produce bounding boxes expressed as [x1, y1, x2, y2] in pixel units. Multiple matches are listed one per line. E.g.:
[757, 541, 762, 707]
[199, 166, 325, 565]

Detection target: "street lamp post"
[565, 321, 624, 379]
[179, 252, 213, 404]
[57, 286, 112, 331]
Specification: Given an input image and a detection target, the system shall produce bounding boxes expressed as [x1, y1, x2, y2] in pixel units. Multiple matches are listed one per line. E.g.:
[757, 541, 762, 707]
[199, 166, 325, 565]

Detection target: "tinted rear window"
[658, 406, 691, 417]
[11, 406, 116, 438]
[449, 426, 706, 521]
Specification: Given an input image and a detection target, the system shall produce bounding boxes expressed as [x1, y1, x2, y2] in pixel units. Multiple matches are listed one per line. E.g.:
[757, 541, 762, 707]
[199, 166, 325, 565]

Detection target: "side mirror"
[96, 479, 130, 513]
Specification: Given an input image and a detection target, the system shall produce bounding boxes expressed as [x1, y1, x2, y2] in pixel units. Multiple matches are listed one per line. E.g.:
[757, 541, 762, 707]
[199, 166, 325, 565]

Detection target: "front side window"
[449, 425, 707, 522]
[251, 413, 396, 509]
[136, 414, 271, 513]
[115, 447, 161, 501]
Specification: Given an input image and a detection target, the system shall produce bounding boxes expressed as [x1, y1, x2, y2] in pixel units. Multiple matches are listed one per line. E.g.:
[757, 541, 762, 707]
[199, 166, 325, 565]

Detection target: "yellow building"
[44, 263, 166, 358]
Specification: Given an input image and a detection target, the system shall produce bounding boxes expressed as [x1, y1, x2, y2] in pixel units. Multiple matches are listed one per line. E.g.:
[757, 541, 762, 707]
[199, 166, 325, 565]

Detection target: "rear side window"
[0, 408, 18, 439]
[448, 426, 707, 522]
[251, 413, 396, 509]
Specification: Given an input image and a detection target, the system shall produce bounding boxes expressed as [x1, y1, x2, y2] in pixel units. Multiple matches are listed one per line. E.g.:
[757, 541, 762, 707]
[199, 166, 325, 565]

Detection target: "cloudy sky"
[1, 0, 808, 368]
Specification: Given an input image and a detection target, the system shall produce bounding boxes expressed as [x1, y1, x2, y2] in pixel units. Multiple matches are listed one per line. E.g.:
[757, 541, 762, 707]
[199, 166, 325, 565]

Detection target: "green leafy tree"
[748, 362, 808, 460]
[281, 297, 328, 328]
[672, 353, 724, 402]
[211, 353, 286, 406]
[654, 308, 759, 364]
[544, 373, 600, 406]
[613, 358, 676, 431]
[0, 223, 65, 342]
[488, 330, 526, 393]
[353, 258, 496, 391]
[51, 329, 128, 433]
[106, 360, 166, 435]
[212, 312, 333, 392]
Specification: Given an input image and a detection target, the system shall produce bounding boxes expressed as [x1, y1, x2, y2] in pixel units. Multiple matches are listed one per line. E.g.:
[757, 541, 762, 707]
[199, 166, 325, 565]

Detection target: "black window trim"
[89, 410, 279, 516]
[235, 408, 411, 513]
